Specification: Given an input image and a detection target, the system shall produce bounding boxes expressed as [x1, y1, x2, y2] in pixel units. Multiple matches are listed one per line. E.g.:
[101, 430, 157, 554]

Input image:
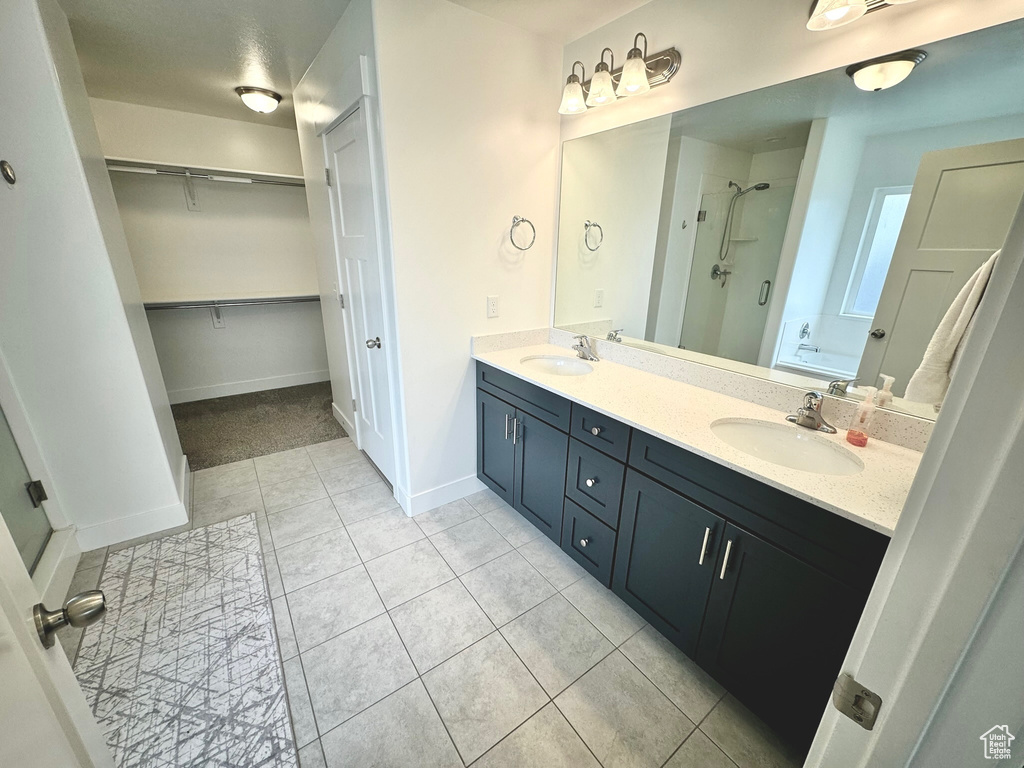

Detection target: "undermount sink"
[710, 418, 864, 476]
[520, 355, 593, 376]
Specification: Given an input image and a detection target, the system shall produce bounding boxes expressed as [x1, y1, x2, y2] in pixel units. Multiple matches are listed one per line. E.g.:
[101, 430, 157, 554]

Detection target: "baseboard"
[167, 370, 330, 404]
[404, 474, 486, 517]
[177, 454, 190, 516]
[32, 528, 80, 606]
[75, 500, 189, 551]
[332, 402, 357, 438]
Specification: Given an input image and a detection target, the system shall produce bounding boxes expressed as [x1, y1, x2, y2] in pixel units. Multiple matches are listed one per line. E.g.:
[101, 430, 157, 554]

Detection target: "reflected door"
[680, 189, 731, 355]
[858, 138, 1024, 394]
[0, 404, 51, 573]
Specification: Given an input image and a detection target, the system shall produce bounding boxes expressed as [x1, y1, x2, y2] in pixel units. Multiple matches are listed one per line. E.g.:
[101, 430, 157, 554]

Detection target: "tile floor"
[71, 436, 802, 768]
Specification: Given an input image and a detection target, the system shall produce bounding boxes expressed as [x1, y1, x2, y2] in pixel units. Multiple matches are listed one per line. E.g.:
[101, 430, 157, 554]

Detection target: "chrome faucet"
[606, 329, 624, 342]
[572, 335, 600, 361]
[787, 391, 836, 434]
[827, 378, 859, 396]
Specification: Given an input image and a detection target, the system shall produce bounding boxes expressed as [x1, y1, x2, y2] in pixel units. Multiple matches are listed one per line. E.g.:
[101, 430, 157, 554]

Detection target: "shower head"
[752, 182, 770, 191]
[733, 181, 771, 198]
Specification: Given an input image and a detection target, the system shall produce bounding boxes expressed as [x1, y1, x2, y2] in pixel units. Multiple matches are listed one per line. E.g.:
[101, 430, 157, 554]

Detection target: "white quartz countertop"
[473, 344, 923, 536]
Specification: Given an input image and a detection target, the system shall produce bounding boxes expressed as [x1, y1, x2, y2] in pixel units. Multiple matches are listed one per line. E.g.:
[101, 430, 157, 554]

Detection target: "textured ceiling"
[446, 0, 655, 43]
[57, 0, 352, 128]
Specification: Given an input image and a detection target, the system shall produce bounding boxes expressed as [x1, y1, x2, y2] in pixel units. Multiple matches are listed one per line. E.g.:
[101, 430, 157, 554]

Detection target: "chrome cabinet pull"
[758, 280, 771, 306]
[585, 477, 598, 488]
[591, 426, 602, 436]
[504, 413, 511, 440]
[579, 537, 590, 547]
[699, 526, 711, 565]
[512, 418, 519, 445]
[720, 539, 734, 580]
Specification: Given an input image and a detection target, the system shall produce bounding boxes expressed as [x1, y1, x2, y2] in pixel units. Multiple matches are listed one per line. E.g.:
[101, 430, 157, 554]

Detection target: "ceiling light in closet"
[235, 86, 282, 114]
[617, 33, 652, 96]
[846, 50, 927, 91]
[558, 62, 588, 115]
[807, 0, 867, 31]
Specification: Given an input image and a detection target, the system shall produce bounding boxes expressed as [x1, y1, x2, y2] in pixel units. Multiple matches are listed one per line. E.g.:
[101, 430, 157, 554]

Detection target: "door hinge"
[325, 167, 332, 187]
[339, 293, 345, 309]
[352, 398, 357, 413]
[25, 480, 47, 508]
[832, 673, 882, 730]
[697, 210, 707, 222]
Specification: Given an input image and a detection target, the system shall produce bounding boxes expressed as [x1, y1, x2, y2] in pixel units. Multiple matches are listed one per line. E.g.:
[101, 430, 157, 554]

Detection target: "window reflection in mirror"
[553, 20, 1024, 421]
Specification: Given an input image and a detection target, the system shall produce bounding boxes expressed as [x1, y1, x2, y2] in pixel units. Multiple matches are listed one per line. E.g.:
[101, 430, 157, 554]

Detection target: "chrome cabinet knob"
[34, 590, 106, 649]
[366, 337, 381, 349]
[590, 426, 602, 436]
[579, 538, 590, 547]
[585, 477, 598, 488]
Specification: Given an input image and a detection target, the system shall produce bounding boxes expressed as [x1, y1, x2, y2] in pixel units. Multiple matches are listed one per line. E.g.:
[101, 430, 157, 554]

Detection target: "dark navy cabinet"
[512, 412, 568, 544]
[476, 390, 516, 505]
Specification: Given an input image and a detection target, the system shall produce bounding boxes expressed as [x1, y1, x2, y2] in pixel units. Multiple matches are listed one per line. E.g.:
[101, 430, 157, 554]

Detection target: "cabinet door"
[698, 524, 868, 749]
[614, 471, 724, 655]
[477, 390, 515, 505]
[513, 411, 568, 545]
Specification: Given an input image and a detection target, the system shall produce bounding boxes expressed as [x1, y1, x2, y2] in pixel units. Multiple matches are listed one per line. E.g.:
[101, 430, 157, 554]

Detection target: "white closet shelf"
[105, 158, 305, 186]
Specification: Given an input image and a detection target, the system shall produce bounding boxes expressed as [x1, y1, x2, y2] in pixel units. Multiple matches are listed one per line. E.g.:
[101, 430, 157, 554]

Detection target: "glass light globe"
[558, 79, 587, 115]
[236, 87, 281, 114]
[586, 68, 617, 107]
[616, 55, 650, 97]
[851, 59, 917, 91]
[807, 0, 867, 31]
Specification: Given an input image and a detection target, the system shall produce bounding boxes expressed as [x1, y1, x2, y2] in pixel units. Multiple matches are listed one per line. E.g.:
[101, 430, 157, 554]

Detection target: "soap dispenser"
[877, 374, 895, 408]
[846, 387, 877, 448]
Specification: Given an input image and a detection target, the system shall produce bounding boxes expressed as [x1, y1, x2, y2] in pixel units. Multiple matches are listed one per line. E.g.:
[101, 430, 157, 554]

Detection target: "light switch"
[594, 289, 605, 308]
[486, 295, 500, 318]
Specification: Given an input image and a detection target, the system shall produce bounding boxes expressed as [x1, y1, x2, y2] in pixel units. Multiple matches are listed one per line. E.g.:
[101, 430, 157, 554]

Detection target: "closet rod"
[144, 295, 321, 311]
[107, 165, 305, 188]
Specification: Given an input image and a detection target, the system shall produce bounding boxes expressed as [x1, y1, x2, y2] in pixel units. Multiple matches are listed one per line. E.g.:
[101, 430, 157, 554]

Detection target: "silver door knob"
[366, 337, 381, 349]
[869, 328, 886, 339]
[585, 478, 598, 487]
[590, 426, 602, 436]
[34, 590, 106, 649]
[579, 538, 590, 547]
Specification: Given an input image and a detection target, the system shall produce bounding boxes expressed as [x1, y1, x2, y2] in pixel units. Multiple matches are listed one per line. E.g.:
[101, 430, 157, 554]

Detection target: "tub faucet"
[828, 378, 858, 396]
[606, 329, 623, 342]
[787, 391, 837, 434]
[572, 335, 599, 361]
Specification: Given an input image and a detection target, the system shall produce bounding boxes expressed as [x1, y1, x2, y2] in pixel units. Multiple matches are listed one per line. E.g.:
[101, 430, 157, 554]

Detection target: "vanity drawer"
[561, 499, 617, 587]
[477, 362, 571, 431]
[565, 439, 625, 529]
[571, 403, 631, 461]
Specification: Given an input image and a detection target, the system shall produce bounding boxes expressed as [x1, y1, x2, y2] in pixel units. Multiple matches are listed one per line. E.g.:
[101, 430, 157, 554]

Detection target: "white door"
[324, 108, 396, 483]
[857, 138, 1024, 393]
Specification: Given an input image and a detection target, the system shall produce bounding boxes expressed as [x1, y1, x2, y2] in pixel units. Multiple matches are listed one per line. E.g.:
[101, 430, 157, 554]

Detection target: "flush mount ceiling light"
[807, 0, 867, 30]
[617, 33, 652, 97]
[846, 49, 927, 91]
[558, 62, 588, 115]
[235, 86, 282, 114]
[587, 49, 617, 107]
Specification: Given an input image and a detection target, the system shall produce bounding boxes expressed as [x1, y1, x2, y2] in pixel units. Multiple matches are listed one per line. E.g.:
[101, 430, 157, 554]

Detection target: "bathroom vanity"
[473, 349, 920, 750]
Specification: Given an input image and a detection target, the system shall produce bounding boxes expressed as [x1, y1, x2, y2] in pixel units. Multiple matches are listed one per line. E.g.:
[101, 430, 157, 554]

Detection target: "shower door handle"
[758, 280, 771, 306]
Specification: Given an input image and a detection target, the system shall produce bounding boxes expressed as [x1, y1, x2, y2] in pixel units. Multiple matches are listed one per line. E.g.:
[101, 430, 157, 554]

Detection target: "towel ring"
[510, 216, 536, 251]
[584, 220, 604, 252]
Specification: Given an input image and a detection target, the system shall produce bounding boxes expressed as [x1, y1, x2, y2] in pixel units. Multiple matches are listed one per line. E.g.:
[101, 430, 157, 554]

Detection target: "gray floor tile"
[460, 550, 557, 627]
[265, 552, 285, 599]
[256, 514, 275, 552]
[517, 536, 587, 591]
[700, 695, 802, 768]
[277, 527, 360, 593]
[466, 488, 506, 513]
[107, 521, 192, 553]
[621, 625, 725, 722]
[272, 596, 299, 660]
[331, 482, 399, 525]
[303, 614, 417, 734]
[268, 498, 344, 549]
[364, 539, 456, 609]
[347, 507, 425, 560]
[562, 575, 645, 646]
[320, 680, 461, 768]
[430, 517, 512, 575]
[263, 473, 329, 515]
[288, 566, 385, 652]
[193, 460, 258, 503]
[76, 547, 107, 572]
[307, 438, 362, 472]
[422, 632, 548, 764]
[193, 488, 264, 528]
[390, 580, 494, 673]
[483, 505, 543, 548]
[555, 651, 694, 768]
[298, 740, 327, 768]
[665, 730, 738, 768]
[500, 594, 613, 696]
[474, 702, 600, 768]
[255, 447, 317, 487]
[319, 458, 381, 496]
[284, 656, 319, 748]
[414, 498, 479, 537]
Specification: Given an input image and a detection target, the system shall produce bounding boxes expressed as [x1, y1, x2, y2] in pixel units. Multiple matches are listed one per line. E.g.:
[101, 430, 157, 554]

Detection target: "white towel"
[904, 250, 999, 406]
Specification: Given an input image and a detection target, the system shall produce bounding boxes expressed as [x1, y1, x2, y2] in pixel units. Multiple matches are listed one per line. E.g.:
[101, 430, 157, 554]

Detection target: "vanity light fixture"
[807, 0, 867, 30]
[617, 33, 652, 96]
[558, 62, 588, 115]
[883, 0, 919, 4]
[235, 86, 282, 114]
[846, 50, 927, 91]
[587, 49, 618, 107]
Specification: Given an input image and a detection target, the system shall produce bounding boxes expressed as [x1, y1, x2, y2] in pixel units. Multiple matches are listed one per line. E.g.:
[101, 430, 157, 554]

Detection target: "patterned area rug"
[74, 516, 296, 767]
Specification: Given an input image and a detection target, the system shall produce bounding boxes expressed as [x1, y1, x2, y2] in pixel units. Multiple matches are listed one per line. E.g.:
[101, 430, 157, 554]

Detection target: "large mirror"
[554, 20, 1024, 420]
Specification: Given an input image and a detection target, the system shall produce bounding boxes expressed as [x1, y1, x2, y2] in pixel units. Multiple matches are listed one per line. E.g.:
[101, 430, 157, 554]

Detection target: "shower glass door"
[0, 404, 51, 573]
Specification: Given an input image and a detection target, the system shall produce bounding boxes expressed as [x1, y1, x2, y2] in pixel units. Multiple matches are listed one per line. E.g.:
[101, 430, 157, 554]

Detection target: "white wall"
[372, 0, 563, 511]
[554, 116, 672, 336]
[0, 0, 187, 550]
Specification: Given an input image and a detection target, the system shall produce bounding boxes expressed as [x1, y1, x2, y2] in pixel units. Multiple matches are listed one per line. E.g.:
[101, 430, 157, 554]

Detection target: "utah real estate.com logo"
[980, 725, 1015, 761]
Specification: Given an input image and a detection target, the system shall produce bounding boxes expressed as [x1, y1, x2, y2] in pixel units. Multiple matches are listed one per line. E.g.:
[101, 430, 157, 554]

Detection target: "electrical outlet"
[594, 289, 605, 308]
[486, 295, 500, 318]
